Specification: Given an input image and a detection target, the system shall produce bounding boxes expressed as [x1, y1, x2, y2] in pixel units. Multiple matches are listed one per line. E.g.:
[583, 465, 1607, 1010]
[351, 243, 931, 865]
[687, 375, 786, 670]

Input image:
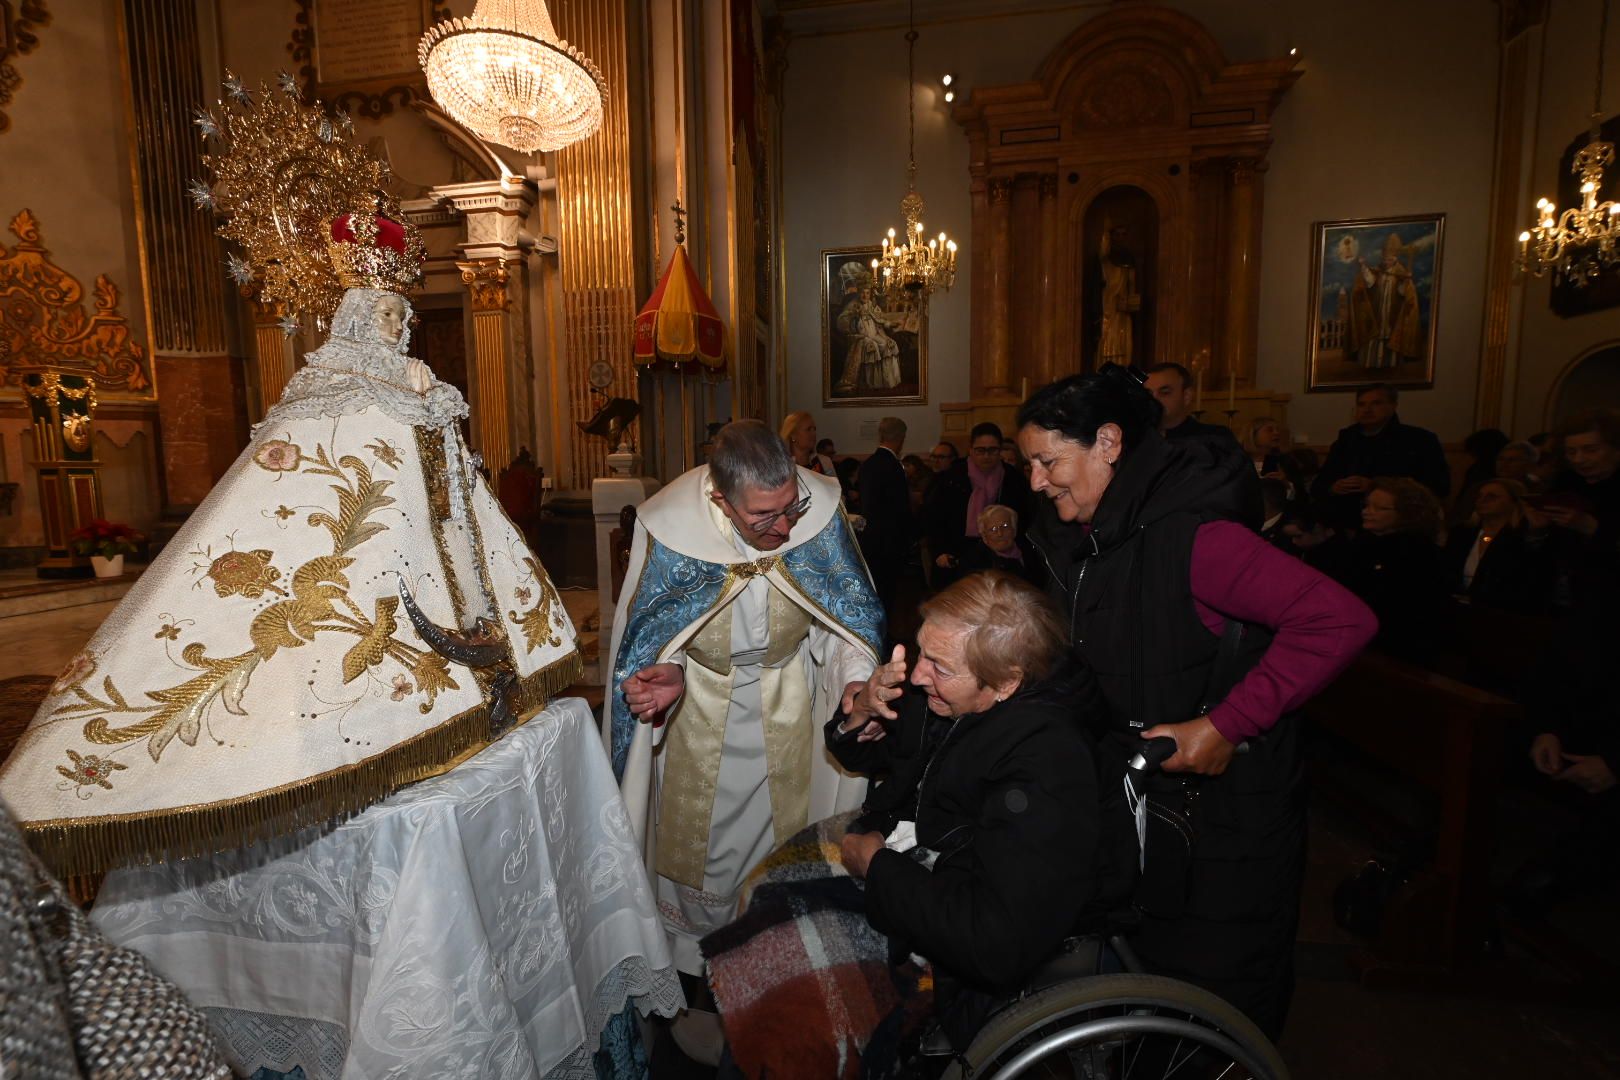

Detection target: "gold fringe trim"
[22, 649, 584, 878]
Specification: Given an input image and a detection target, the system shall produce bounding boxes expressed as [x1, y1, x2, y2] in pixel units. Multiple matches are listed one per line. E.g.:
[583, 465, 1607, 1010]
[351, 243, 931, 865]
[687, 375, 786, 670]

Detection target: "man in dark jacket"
[857, 416, 912, 618]
[1312, 383, 1451, 529]
[1144, 363, 1262, 528]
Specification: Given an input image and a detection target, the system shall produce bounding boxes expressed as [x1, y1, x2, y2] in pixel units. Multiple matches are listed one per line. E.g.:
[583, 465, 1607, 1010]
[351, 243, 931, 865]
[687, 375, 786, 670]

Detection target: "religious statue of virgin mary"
[0, 76, 580, 875]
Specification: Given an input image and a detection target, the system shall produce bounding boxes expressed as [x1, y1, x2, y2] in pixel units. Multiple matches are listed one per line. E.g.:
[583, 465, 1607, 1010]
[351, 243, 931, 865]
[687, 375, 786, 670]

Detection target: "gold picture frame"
[820, 246, 926, 408]
[1305, 213, 1443, 392]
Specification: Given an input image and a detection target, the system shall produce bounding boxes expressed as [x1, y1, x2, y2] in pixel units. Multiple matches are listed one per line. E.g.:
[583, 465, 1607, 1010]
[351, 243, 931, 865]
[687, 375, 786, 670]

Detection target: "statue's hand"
[405, 358, 433, 393]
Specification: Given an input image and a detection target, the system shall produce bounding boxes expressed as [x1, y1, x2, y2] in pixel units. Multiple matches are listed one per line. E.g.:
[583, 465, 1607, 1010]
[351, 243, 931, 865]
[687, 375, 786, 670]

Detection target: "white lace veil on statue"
[326, 286, 415, 355]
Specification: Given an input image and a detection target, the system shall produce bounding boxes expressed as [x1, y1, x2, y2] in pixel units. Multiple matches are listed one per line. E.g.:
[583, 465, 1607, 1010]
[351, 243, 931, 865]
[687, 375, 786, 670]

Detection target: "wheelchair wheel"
[942, 973, 1288, 1080]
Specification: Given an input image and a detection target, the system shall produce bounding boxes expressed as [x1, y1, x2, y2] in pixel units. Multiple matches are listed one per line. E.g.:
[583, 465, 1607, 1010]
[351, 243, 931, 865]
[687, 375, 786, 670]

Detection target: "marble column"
[458, 259, 517, 474]
[1221, 158, 1264, 387]
[1036, 173, 1060, 387]
[986, 176, 1015, 396]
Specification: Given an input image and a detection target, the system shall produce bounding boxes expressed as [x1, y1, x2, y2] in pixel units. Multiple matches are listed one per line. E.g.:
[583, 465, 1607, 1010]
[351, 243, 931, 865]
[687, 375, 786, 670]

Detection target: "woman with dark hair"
[1015, 368, 1377, 1039]
[1451, 427, 1511, 525]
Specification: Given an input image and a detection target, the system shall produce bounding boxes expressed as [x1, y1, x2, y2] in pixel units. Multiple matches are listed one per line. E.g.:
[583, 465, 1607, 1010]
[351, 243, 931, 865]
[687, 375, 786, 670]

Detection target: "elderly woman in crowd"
[832, 570, 1100, 1048]
[1310, 476, 1452, 663]
[1015, 368, 1376, 1040]
[957, 504, 1046, 587]
[1444, 477, 1556, 615]
[1243, 416, 1304, 500]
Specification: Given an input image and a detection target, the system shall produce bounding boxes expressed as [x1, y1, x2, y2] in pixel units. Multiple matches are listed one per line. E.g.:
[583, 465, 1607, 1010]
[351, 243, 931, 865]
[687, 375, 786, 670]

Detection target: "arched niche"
[951, 4, 1298, 423]
[1547, 342, 1620, 427]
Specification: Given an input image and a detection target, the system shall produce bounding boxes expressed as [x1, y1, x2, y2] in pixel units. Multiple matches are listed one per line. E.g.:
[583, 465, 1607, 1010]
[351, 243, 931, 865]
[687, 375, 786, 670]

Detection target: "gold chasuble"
[0, 78, 579, 874]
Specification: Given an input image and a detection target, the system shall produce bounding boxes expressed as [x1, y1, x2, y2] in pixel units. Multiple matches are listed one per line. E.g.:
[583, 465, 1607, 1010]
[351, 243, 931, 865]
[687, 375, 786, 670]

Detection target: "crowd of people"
[661, 378, 1620, 1071]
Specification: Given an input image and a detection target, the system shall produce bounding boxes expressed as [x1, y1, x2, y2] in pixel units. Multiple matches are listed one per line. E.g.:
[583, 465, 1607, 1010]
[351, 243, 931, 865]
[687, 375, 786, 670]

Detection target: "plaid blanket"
[700, 811, 933, 1079]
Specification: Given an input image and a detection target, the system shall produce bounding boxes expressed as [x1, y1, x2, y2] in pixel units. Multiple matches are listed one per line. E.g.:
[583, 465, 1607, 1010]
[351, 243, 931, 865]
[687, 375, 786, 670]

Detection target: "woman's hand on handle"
[1142, 715, 1237, 776]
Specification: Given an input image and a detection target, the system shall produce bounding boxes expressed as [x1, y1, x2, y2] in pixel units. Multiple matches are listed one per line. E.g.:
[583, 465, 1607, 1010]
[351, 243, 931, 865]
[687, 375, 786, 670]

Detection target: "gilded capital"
[988, 176, 1014, 203]
[459, 259, 512, 312]
[1039, 173, 1059, 198]
[1228, 157, 1267, 185]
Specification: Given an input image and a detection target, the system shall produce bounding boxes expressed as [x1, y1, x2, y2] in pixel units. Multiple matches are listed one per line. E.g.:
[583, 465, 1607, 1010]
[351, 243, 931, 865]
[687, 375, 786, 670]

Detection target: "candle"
[1194, 367, 1204, 411]
[1227, 372, 1236, 411]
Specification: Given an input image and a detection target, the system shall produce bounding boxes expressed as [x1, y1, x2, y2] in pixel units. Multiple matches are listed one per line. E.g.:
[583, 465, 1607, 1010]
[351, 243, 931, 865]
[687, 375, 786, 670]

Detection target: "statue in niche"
[1096, 218, 1140, 366]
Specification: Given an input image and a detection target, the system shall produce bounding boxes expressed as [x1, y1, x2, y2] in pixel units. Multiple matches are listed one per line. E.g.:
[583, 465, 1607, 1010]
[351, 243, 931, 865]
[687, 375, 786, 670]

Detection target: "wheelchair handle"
[1126, 736, 1178, 780]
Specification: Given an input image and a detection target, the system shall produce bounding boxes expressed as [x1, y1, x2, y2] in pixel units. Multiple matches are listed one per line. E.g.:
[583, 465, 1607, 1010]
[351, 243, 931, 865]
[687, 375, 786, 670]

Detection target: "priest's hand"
[839, 645, 908, 741]
[1558, 752, 1618, 795]
[1143, 715, 1236, 777]
[625, 662, 684, 724]
[840, 831, 886, 879]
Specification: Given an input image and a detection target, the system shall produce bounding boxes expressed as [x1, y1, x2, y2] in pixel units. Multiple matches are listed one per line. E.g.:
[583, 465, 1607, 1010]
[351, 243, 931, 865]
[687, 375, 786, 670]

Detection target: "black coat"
[1443, 523, 1556, 615]
[825, 665, 1102, 996]
[1311, 416, 1452, 528]
[957, 539, 1048, 589]
[857, 447, 912, 575]
[1312, 530, 1453, 664]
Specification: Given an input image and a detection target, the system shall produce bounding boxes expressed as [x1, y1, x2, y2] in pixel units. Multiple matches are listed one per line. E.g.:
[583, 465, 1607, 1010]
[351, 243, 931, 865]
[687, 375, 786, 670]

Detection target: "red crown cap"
[330, 213, 409, 253]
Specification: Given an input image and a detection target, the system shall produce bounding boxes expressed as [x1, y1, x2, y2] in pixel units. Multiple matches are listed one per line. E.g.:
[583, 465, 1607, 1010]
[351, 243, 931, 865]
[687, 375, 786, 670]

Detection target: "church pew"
[1306, 649, 1518, 986]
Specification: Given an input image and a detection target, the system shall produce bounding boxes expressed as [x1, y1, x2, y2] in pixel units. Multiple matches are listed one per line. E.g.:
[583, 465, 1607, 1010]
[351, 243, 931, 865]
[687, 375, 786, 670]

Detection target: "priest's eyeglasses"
[736, 478, 812, 533]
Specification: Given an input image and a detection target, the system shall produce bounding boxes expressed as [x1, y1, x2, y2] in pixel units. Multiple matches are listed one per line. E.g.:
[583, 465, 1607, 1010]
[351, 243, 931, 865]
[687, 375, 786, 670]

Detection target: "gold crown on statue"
[189, 71, 426, 324]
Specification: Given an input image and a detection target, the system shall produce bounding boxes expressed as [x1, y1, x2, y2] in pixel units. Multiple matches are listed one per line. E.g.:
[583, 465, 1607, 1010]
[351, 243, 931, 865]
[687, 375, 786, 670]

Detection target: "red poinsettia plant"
[69, 519, 146, 560]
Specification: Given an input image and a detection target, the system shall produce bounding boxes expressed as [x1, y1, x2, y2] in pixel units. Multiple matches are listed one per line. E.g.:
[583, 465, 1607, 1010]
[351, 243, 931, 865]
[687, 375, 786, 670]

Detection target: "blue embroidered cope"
[609, 511, 882, 779]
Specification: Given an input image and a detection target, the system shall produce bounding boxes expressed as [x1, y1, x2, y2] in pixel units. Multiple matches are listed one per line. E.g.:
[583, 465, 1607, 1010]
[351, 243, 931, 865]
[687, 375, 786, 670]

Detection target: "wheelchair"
[914, 924, 1289, 1079]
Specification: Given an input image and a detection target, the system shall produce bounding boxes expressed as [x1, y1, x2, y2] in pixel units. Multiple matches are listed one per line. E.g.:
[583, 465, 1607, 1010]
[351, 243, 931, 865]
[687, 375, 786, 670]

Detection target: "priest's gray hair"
[710, 420, 796, 502]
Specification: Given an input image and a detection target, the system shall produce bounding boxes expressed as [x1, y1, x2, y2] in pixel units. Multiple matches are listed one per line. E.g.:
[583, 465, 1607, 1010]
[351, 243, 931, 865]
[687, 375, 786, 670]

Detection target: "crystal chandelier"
[1518, 0, 1619, 285]
[872, 0, 956, 307]
[419, 0, 606, 154]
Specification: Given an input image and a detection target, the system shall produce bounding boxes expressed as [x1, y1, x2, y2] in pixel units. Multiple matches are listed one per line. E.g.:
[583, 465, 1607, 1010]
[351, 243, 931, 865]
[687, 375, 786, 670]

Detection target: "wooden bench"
[1306, 649, 1519, 986]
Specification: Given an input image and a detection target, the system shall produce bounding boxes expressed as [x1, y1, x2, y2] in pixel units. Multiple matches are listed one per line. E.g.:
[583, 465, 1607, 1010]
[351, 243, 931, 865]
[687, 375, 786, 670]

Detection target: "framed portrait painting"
[1305, 214, 1443, 392]
[821, 247, 926, 408]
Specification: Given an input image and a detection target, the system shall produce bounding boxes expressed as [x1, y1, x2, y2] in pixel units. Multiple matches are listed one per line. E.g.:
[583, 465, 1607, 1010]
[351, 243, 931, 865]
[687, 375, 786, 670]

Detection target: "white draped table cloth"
[91, 697, 682, 1079]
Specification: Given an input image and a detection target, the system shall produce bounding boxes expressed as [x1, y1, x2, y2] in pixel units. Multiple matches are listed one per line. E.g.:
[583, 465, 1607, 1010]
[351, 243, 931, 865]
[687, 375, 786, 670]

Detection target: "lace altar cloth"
[92, 698, 683, 1079]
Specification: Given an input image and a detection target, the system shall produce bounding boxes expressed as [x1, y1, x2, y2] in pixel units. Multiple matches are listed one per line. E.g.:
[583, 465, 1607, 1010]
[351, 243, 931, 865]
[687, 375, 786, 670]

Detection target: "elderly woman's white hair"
[976, 503, 1018, 534]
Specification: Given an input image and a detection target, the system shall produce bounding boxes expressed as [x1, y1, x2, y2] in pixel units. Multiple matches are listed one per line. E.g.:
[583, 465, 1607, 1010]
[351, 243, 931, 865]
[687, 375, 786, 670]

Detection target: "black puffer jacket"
[825, 661, 1104, 994]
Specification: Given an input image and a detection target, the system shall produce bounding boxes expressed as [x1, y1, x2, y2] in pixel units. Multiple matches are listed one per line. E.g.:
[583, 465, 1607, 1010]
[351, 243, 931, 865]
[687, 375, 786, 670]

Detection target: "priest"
[606, 420, 883, 974]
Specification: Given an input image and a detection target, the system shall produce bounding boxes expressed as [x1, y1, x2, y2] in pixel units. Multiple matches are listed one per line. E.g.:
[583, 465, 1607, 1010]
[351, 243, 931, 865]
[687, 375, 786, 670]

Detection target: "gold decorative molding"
[0, 209, 152, 395]
[459, 259, 511, 312]
[0, 0, 50, 134]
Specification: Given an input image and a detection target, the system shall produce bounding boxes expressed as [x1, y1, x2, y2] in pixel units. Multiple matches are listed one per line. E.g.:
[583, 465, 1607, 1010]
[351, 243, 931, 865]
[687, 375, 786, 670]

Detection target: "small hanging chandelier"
[419, 0, 606, 154]
[872, 0, 956, 307]
[1518, 0, 1620, 285]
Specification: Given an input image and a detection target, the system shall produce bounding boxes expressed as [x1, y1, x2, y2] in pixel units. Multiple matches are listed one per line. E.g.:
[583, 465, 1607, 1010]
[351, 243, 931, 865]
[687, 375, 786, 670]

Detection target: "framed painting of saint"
[821, 247, 926, 408]
[1305, 214, 1443, 392]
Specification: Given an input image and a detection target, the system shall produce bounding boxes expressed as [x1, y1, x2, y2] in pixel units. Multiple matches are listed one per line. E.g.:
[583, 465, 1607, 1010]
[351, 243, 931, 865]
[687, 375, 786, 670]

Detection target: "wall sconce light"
[942, 72, 955, 103]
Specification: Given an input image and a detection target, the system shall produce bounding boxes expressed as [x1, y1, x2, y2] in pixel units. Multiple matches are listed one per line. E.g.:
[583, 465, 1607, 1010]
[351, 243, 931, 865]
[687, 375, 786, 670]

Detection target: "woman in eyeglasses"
[922, 421, 1032, 591]
[957, 504, 1046, 589]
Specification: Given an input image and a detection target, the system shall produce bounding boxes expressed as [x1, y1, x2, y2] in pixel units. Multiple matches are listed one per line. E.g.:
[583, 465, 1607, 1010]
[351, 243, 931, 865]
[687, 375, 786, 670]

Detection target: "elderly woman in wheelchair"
[700, 571, 1286, 1079]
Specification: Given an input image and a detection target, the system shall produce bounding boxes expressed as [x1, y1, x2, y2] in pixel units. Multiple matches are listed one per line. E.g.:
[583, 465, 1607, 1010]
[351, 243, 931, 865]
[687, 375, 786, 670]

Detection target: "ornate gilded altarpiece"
[0, 0, 49, 133]
[0, 210, 154, 398]
[288, 0, 450, 118]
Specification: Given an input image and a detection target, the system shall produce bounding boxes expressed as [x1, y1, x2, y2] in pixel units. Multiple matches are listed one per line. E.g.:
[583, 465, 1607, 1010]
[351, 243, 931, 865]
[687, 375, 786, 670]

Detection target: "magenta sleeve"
[1189, 520, 1378, 743]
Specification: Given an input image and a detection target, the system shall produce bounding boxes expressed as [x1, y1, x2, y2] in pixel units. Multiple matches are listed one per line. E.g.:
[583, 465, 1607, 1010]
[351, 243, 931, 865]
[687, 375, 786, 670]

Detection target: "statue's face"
[372, 294, 407, 346]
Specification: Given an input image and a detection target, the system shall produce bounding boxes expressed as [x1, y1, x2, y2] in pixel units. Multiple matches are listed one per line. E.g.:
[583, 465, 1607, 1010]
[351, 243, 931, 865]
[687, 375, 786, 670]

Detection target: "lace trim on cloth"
[554, 955, 686, 1080]
[196, 957, 681, 1080]
[205, 1008, 348, 1080]
[260, 287, 470, 433]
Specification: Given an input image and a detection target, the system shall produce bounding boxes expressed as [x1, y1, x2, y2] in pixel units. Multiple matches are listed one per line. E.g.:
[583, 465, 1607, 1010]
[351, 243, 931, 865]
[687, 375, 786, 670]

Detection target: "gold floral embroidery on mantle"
[0, 209, 153, 395]
[508, 555, 566, 653]
[45, 441, 461, 776]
